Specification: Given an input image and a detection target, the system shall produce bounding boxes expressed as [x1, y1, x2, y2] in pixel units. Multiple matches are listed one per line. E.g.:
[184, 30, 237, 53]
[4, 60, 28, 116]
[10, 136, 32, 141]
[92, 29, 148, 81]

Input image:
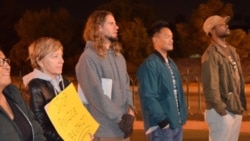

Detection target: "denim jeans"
[146, 127, 183, 141]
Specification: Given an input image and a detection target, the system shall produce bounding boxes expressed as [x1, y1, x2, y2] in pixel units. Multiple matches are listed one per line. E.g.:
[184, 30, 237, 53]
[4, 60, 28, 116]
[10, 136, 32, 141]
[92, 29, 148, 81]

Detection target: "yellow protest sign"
[45, 83, 99, 141]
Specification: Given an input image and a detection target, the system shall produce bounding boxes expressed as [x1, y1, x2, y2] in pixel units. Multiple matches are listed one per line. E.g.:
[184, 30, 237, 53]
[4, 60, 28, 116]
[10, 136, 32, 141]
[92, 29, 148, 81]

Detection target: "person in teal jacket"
[137, 21, 187, 141]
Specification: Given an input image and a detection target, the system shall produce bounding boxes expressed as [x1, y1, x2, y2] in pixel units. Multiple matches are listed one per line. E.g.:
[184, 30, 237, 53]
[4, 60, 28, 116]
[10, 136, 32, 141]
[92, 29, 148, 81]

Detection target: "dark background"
[12, 0, 250, 22]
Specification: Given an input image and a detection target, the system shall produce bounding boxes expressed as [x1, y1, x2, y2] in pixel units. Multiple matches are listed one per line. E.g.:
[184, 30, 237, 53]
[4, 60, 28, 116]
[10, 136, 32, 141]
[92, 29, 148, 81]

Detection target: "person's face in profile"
[100, 14, 119, 42]
[37, 48, 64, 79]
[0, 51, 11, 88]
[154, 27, 174, 52]
[212, 22, 230, 38]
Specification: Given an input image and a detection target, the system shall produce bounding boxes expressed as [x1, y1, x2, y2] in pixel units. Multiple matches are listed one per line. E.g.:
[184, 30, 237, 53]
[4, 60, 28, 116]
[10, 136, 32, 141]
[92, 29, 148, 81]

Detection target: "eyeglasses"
[0, 58, 10, 67]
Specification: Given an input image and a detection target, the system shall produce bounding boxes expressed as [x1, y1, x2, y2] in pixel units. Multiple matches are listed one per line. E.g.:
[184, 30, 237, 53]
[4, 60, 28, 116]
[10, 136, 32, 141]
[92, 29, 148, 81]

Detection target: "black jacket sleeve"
[28, 79, 64, 141]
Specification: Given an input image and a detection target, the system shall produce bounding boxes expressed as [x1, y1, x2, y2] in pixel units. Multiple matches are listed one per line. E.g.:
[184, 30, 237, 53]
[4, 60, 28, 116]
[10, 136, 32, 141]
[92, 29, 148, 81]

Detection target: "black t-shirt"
[8, 100, 32, 141]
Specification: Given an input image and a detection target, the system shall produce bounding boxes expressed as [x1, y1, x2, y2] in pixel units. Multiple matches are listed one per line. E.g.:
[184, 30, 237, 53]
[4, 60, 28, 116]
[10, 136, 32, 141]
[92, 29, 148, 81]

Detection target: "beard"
[105, 35, 118, 43]
[217, 29, 230, 38]
[218, 33, 229, 38]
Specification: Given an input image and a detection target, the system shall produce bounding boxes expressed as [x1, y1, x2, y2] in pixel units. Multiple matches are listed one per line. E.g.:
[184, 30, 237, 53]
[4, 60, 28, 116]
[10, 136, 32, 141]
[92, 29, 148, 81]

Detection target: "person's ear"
[152, 36, 158, 43]
[209, 26, 217, 36]
[37, 57, 44, 69]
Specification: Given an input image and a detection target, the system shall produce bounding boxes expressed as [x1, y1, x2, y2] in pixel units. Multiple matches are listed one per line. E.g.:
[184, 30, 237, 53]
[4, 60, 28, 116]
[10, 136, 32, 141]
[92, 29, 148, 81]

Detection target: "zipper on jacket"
[14, 103, 35, 141]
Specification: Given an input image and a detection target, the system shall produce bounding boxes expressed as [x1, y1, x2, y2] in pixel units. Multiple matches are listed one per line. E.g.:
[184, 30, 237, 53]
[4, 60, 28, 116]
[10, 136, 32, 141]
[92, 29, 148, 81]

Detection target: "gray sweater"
[75, 41, 133, 137]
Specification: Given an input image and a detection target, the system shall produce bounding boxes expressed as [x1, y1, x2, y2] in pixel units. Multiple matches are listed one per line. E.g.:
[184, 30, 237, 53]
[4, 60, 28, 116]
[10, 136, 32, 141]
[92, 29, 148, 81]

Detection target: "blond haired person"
[23, 37, 70, 141]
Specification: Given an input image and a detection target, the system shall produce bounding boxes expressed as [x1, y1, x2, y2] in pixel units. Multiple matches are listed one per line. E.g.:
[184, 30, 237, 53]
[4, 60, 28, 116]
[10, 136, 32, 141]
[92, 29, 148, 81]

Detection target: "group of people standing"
[0, 9, 247, 141]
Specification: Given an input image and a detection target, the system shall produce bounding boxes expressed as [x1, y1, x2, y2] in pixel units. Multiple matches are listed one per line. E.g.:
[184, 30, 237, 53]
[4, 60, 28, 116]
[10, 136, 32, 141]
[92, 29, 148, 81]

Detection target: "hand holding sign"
[45, 83, 99, 141]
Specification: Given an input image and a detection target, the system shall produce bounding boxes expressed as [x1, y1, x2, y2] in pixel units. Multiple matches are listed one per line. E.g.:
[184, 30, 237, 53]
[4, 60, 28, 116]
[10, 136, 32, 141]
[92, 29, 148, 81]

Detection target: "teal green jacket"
[0, 84, 46, 141]
[137, 51, 187, 131]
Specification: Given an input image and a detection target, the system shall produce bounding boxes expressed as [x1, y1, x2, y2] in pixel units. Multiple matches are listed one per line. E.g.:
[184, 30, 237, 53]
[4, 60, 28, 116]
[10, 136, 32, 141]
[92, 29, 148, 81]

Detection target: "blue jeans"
[146, 127, 183, 141]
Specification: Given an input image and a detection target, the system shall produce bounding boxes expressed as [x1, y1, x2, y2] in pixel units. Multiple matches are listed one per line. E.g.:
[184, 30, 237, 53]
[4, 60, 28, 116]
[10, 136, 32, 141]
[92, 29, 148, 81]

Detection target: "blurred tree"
[10, 8, 83, 75]
[242, 33, 250, 57]
[119, 18, 153, 74]
[98, 0, 157, 27]
[227, 29, 250, 57]
[175, 0, 234, 57]
[0, 0, 24, 56]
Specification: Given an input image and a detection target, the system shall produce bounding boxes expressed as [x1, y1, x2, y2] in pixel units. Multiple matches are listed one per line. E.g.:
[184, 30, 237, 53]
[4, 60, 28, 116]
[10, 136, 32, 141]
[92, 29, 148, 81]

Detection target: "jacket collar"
[210, 40, 231, 58]
[211, 40, 239, 62]
[3, 85, 22, 104]
[153, 50, 167, 63]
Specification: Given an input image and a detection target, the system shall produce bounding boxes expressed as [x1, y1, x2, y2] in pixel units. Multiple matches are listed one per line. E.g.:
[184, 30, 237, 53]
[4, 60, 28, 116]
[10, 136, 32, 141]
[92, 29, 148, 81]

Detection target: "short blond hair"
[28, 37, 63, 69]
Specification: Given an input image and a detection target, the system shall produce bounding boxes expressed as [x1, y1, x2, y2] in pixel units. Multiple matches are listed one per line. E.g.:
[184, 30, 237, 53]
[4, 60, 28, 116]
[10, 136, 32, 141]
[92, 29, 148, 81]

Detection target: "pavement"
[129, 83, 250, 140]
[131, 120, 250, 141]
[133, 120, 250, 133]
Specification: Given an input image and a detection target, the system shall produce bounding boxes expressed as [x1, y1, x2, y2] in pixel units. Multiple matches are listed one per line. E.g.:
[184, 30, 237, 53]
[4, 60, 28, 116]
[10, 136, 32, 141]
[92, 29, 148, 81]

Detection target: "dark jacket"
[27, 77, 70, 141]
[137, 51, 187, 131]
[0, 84, 46, 141]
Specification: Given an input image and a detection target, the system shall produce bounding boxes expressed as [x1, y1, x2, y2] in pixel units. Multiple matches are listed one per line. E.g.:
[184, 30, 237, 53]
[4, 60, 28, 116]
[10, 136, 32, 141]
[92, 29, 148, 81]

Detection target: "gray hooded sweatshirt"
[23, 69, 63, 92]
[75, 41, 133, 138]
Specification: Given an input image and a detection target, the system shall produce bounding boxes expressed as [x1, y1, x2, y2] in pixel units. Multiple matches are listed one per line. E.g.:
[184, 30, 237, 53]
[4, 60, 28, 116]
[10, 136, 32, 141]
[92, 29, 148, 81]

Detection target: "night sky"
[142, 0, 250, 21]
[1, 0, 250, 55]
[13, 0, 250, 23]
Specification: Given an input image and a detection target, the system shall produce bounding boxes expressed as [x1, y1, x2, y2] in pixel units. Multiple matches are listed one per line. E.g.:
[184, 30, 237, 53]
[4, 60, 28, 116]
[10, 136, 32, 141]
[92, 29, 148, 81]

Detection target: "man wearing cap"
[201, 15, 247, 141]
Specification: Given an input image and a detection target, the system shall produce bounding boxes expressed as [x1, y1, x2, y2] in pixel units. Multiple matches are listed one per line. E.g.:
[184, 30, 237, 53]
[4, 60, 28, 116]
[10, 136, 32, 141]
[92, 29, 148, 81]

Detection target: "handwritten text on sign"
[45, 83, 99, 141]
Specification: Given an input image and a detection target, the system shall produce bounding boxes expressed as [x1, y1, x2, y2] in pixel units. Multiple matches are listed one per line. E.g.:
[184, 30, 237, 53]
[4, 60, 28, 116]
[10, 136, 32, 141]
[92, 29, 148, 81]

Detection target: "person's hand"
[123, 126, 133, 139]
[220, 109, 227, 116]
[118, 114, 135, 138]
[128, 107, 135, 117]
[89, 133, 94, 141]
